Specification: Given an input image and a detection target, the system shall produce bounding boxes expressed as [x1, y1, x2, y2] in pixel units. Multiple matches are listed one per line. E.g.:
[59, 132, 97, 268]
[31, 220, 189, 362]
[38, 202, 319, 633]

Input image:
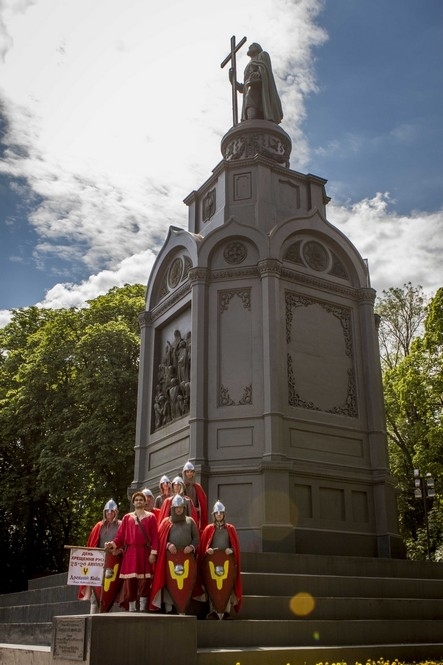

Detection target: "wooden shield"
[93, 551, 123, 613]
[165, 550, 197, 614]
[202, 550, 236, 614]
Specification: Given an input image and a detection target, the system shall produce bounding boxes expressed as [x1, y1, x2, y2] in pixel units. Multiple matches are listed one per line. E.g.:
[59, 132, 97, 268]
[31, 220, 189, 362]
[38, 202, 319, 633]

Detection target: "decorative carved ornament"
[224, 132, 290, 165]
[219, 384, 252, 407]
[223, 241, 248, 265]
[219, 288, 251, 313]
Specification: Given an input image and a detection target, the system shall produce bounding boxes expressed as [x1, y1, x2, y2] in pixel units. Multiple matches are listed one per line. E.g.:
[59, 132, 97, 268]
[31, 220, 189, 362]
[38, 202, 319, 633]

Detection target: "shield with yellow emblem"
[202, 550, 236, 615]
[165, 550, 197, 614]
[93, 551, 123, 613]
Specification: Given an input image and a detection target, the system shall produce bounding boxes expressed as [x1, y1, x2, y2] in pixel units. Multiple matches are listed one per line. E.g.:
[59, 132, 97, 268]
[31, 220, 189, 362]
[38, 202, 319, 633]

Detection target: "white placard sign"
[67, 547, 106, 586]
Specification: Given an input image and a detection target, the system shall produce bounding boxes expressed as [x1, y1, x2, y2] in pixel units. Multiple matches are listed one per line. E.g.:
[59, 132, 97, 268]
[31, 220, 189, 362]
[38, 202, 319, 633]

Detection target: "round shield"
[93, 550, 123, 613]
[202, 550, 236, 615]
[165, 550, 197, 614]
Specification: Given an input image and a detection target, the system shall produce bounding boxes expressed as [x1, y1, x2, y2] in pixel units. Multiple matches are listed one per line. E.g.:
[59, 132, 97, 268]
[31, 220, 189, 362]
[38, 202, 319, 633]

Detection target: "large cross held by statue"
[220, 35, 247, 126]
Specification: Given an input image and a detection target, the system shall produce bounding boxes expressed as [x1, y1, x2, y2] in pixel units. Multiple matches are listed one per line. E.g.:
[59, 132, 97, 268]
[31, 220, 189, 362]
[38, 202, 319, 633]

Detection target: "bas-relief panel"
[286, 293, 357, 417]
[218, 288, 252, 406]
[152, 315, 191, 432]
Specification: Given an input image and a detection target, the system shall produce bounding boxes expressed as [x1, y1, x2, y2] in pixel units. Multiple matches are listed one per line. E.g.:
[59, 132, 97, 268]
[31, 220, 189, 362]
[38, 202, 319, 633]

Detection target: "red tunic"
[113, 511, 159, 579]
[199, 523, 243, 612]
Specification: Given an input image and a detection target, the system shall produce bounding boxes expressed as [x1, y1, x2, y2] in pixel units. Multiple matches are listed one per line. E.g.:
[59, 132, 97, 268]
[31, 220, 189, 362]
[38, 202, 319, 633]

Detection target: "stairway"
[1, 552, 443, 664]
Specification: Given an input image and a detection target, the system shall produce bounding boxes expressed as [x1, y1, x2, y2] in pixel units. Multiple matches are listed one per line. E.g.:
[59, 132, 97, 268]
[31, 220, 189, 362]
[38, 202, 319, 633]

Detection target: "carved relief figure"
[153, 330, 192, 431]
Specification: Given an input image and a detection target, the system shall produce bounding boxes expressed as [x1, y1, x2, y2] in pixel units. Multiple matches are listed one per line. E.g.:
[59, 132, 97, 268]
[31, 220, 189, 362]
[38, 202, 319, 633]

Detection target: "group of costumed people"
[78, 462, 242, 620]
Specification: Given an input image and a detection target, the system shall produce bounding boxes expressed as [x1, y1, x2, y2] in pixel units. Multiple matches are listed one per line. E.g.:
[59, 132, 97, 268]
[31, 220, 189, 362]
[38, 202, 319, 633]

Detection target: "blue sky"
[0, 0, 442, 326]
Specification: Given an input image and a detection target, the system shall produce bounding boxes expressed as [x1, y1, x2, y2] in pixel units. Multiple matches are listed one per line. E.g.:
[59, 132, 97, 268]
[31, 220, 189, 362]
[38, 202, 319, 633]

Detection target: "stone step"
[242, 570, 443, 598]
[0, 584, 77, 609]
[3, 568, 442, 614]
[3, 638, 443, 665]
[0, 601, 89, 624]
[196, 618, 443, 650]
[27, 573, 67, 590]
[3, 592, 443, 629]
[240, 594, 443, 620]
[241, 551, 443, 579]
[196, 643, 443, 665]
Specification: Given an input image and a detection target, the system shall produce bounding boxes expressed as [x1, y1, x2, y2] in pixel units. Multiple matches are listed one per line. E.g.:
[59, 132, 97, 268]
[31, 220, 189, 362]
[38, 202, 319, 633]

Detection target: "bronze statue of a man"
[230, 42, 283, 124]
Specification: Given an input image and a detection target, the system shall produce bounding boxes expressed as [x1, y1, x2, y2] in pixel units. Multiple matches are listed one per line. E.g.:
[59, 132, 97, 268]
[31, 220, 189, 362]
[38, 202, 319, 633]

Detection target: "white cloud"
[36, 248, 155, 310]
[328, 193, 443, 296]
[0, 0, 441, 328]
[0, 0, 326, 304]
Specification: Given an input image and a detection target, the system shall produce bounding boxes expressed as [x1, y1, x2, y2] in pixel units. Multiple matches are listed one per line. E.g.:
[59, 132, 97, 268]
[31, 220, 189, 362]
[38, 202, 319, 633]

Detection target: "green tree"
[377, 285, 443, 559]
[0, 284, 145, 592]
[376, 282, 428, 370]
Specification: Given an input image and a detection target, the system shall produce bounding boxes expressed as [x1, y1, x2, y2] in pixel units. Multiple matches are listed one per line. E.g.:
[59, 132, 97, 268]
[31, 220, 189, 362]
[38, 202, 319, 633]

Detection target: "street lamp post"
[413, 469, 435, 560]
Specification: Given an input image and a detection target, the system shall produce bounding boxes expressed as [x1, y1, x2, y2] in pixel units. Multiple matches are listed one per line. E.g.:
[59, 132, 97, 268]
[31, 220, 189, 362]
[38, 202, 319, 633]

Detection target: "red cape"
[199, 523, 242, 613]
[192, 483, 208, 531]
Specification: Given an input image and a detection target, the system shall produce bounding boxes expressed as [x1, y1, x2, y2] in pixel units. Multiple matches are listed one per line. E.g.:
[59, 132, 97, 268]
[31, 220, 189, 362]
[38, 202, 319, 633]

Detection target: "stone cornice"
[149, 281, 192, 320]
[148, 262, 372, 322]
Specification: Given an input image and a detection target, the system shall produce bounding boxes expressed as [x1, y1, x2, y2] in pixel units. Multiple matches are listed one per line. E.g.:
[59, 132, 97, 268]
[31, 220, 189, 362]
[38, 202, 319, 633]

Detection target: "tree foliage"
[0, 284, 145, 592]
[376, 282, 428, 370]
[376, 285, 443, 559]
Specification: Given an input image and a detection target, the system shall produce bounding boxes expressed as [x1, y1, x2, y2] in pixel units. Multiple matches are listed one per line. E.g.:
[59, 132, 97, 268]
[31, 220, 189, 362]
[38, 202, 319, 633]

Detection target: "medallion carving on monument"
[223, 241, 248, 265]
[284, 240, 349, 283]
[285, 293, 357, 417]
[168, 257, 184, 289]
[203, 188, 216, 221]
[154, 254, 194, 308]
[153, 329, 191, 431]
[302, 241, 329, 272]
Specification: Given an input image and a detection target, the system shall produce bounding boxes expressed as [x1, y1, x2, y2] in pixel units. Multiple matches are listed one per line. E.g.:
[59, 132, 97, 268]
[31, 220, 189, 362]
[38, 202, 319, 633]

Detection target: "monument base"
[52, 613, 197, 665]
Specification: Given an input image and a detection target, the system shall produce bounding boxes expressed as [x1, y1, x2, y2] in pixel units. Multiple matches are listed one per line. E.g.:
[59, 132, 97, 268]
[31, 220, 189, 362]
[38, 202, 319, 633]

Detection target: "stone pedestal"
[52, 614, 197, 665]
[132, 120, 404, 558]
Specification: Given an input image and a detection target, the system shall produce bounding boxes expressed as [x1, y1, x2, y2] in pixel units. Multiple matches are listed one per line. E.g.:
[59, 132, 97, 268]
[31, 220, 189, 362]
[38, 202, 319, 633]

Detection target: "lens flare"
[289, 591, 316, 616]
